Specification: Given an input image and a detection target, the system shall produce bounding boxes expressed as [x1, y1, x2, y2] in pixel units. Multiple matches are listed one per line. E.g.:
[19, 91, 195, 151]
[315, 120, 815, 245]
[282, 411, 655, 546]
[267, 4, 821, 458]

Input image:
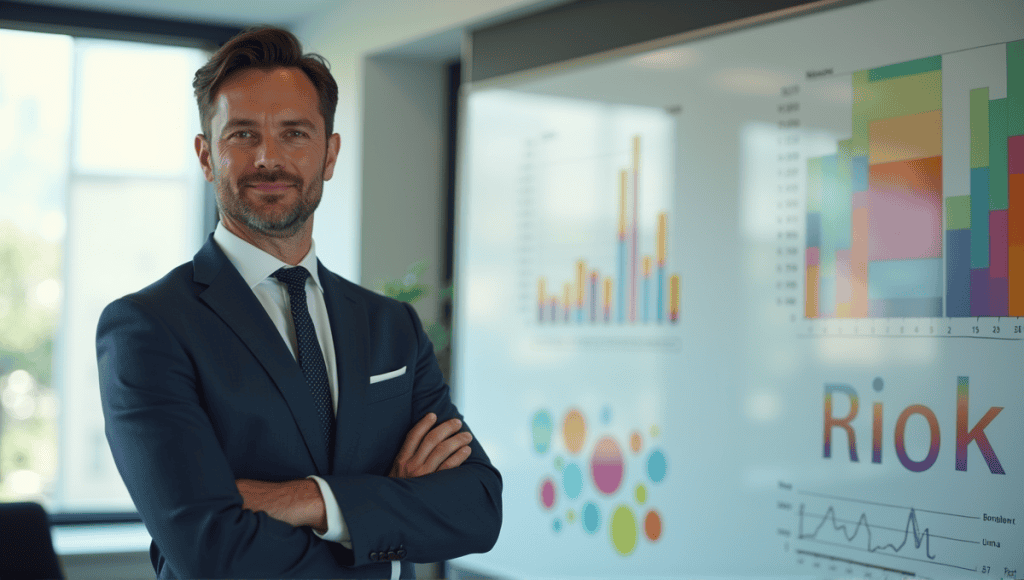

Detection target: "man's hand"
[235, 478, 327, 533]
[390, 412, 473, 478]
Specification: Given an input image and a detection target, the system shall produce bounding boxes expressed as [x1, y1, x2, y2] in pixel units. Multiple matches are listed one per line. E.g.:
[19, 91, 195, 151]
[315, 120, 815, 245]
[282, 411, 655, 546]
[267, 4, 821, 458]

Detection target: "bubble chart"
[532, 410, 553, 453]
[630, 430, 643, 453]
[647, 449, 666, 483]
[562, 462, 583, 499]
[635, 484, 647, 504]
[591, 436, 625, 494]
[582, 501, 601, 534]
[540, 478, 556, 510]
[563, 408, 587, 454]
[610, 505, 638, 555]
[644, 510, 662, 541]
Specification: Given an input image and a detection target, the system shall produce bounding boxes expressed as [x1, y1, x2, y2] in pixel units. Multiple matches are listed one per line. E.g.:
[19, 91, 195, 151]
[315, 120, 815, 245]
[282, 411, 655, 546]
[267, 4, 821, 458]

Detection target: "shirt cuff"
[307, 475, 352, 548]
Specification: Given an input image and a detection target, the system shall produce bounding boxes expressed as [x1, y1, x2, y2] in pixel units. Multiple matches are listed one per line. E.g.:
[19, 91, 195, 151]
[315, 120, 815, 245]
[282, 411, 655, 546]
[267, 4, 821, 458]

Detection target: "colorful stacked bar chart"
[806, 42, 1023, 319]
[947, 40, 1024, 317]
[806, 56, 943, 319]
[538, 135, 680, 324]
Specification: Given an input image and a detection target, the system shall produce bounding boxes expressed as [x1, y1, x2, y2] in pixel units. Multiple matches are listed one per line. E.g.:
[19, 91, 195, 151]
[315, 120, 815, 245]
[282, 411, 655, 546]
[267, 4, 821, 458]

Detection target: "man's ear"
[195, 134, 215, 183]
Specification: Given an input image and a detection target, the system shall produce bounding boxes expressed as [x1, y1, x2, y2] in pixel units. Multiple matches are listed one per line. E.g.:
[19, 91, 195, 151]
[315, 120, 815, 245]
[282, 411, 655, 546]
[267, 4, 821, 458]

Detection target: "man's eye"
[231, 131, 253, 139]
[289, 130, 308, 138]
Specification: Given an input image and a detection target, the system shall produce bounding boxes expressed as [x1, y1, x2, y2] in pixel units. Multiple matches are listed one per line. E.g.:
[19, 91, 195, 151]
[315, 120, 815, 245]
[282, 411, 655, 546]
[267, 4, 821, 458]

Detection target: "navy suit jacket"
[96, 234, 502, 579]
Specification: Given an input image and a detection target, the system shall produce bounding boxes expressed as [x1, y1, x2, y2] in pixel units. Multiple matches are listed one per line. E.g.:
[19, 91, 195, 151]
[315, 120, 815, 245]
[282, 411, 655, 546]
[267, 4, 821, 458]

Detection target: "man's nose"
[255, 136, 283, 169]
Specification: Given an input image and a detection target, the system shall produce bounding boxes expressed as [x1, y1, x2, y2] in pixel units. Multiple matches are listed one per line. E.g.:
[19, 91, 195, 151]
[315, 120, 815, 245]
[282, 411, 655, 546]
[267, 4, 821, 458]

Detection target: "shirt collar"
[213, 221, 323, 292]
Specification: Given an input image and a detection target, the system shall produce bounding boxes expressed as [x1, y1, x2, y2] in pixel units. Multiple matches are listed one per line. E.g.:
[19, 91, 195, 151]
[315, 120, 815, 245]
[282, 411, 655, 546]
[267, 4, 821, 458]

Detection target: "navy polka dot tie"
[272, 266, 335, 459]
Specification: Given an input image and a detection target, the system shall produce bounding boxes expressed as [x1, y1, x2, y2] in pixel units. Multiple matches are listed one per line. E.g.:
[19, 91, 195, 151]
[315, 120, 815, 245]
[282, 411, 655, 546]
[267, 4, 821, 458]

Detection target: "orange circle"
[563, 408, 587, 454]
[644, 510, 662, 542]
[630, 430, 642, 453]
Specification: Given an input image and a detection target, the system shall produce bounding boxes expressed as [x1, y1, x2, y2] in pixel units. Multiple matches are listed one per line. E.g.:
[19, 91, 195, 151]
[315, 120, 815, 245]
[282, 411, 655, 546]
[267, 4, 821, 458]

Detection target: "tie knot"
[272, 266, 310, 291]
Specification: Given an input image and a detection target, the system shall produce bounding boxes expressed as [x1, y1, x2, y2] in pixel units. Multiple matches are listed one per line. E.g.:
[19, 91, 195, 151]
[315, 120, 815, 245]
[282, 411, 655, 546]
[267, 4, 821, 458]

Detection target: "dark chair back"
[0, 501, 65, 580]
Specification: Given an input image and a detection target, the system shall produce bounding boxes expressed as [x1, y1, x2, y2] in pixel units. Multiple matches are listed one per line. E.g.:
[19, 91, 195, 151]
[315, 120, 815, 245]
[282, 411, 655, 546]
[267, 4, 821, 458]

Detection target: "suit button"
[369, 552, 378, 561]
[387, 551, 398, 560]
[397, 549, 407, 558]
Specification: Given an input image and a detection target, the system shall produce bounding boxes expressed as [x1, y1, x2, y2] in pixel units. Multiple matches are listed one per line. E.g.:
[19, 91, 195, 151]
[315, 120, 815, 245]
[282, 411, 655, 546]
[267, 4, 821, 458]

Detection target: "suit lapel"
[192, 235, 331, 474]
[318, 260, 369, 473]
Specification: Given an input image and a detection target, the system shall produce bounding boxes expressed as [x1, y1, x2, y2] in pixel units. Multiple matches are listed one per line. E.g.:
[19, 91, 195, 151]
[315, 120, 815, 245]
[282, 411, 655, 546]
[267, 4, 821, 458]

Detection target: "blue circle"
[532, 410, 553, 454]
[553, 518, 562, 532]
[601, 406, 612, 424]
[647, 449, 667, 483]
[562, 463, 583, 499]
[873, 377, 884, 392]
[582, 501, 601, 534]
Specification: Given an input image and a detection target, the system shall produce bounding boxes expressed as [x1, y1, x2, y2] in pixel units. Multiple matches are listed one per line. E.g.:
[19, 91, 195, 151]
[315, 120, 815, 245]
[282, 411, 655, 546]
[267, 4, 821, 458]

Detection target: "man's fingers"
[395, 412, 437, 464]
[437, 445, 472, 471]
[422, 431, 473, 474]
[411, 418, 462, 466]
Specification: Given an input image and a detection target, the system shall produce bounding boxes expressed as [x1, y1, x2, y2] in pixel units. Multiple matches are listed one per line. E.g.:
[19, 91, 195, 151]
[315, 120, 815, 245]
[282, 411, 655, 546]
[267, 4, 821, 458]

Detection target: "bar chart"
[805, 41, 1024, 319]
[536, 135, 680, 325]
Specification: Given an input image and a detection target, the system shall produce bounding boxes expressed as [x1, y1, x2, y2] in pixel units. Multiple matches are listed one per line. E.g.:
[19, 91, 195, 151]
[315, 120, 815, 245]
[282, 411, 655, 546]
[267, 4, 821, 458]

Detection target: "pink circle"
[540, 478, 556, 509]
[590, 436, 624, 495]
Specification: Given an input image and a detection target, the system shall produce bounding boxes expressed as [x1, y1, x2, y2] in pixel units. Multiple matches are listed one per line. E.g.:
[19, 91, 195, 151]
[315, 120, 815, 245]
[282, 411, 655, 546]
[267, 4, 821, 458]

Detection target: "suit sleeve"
[320, 301, 503, 566]
[97, 296, 357, 578]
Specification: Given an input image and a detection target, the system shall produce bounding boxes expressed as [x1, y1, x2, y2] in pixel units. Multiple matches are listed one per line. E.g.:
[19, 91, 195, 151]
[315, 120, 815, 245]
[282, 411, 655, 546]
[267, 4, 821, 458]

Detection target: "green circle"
[610, 505, 638, 556]
[566, 509, 576, 524]
[635, 484, 647, 504]
[554, 456, 564, 470]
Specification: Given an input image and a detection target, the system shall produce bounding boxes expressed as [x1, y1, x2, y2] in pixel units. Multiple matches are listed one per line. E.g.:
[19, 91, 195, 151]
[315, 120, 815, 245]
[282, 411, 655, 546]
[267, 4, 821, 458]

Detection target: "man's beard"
[214, 163, 325, 238]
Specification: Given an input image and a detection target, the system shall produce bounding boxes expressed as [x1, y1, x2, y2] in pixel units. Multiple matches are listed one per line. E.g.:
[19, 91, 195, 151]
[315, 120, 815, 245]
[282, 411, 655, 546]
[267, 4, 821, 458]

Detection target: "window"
[0, 28, 209, 513]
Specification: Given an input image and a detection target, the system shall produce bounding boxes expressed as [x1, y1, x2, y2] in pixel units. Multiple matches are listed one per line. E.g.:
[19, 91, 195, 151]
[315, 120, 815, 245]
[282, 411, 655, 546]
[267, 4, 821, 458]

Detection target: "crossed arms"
[234, 412, 474, 533]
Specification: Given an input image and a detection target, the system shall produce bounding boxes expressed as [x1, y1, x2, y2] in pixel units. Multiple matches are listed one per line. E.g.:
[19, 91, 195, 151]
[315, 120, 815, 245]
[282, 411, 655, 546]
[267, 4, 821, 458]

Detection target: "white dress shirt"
[213, 222, 351, 547]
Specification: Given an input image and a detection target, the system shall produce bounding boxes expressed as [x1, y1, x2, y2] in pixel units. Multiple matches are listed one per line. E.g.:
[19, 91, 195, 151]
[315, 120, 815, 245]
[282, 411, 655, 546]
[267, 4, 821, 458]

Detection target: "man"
[96, 26, 501, 579]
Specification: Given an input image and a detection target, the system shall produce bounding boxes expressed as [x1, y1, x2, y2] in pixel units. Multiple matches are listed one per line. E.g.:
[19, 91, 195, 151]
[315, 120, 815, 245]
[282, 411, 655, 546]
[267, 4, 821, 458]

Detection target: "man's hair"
[193, 26, 338, 141]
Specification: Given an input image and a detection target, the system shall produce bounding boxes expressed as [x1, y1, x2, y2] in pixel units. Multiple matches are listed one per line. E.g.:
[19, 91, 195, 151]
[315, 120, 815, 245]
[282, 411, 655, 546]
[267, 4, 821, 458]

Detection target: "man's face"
[196, 67, 340, 238]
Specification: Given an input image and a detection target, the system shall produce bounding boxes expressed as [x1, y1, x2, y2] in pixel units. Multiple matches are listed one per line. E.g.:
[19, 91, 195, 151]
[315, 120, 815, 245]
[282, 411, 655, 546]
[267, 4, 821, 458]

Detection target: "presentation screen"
[452, 0, 1023, 577]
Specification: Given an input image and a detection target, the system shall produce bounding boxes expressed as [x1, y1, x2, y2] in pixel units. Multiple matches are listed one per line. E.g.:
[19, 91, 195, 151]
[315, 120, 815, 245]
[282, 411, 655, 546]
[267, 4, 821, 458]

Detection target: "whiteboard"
[453, 0, 1024, 577]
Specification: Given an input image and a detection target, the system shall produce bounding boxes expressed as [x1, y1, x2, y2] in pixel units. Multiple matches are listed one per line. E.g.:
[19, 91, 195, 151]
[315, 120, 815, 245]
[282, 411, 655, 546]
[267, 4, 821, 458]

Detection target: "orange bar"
[868, 109, 942, 165]
[806, 264, 820, 318]
[643, 256, 651, 277]
[538, 277, 546, 307]
[669, 274, 680, 322]
[576, 260, 586, 307]
[656, 212, 667, 266]
[603, 277, 613, 309]
[633, 135, 641, 173]
[1009, 174, 1024, 315]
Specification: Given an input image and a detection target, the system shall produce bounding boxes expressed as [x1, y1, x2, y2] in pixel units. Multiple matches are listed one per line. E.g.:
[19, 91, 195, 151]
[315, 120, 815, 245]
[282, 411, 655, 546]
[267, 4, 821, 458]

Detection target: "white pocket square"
[370, 366, 407, 384]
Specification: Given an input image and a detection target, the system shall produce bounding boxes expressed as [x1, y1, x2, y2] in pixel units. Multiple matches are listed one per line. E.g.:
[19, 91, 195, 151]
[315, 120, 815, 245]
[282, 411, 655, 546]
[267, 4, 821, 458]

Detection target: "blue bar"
[657, 267, 664, 323]
[806, 212, 822, 248]
[867, 258, 943, 300]
[946, 229, 970, 317]
[868, 298, 943, 317]
[851, 156, 869, 192]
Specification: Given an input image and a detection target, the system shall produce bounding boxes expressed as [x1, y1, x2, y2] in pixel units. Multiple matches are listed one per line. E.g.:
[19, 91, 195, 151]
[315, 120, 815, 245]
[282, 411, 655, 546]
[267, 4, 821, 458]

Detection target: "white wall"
[293, 0, 556, 287]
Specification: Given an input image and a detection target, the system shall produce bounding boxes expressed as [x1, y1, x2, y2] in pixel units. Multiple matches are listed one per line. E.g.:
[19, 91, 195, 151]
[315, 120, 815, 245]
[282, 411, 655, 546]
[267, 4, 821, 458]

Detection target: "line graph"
[786, 489, 989, 575]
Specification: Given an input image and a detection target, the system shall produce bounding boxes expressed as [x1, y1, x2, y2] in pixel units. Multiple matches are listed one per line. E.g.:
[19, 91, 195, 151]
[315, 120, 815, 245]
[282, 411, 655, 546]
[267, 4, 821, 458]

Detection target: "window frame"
[1, 0, 242, 526]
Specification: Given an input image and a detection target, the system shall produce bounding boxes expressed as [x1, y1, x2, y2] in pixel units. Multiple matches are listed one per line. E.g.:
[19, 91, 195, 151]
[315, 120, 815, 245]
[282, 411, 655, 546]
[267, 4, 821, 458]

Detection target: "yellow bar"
[643, 256, 651, 276]
[604, 277, 613, 309]
[576, 260, 586, 307]
[538, 277, 546, 306]
[656, 212, 667, 265]
[619, 170, 628, 237]
[563, 283, 571, 316]
[669, 274, 680, 320]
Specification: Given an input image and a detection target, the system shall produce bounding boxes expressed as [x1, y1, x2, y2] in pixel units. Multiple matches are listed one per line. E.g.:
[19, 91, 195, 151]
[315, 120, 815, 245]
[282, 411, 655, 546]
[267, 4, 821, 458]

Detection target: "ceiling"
[11, 0, 340, 27]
